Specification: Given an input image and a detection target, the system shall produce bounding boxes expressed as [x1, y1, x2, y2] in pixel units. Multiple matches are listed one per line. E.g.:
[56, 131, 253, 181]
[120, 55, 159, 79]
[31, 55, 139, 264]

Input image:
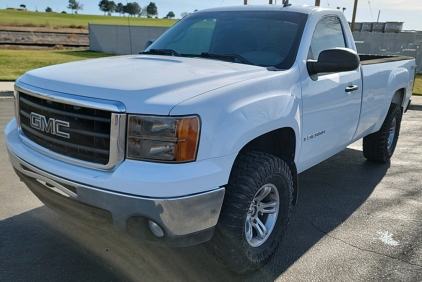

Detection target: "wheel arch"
[391, 88, 405, 108]
[386, 66, 411, 109]
[234, 127, 299, 205]
[373, 87, 406, 132]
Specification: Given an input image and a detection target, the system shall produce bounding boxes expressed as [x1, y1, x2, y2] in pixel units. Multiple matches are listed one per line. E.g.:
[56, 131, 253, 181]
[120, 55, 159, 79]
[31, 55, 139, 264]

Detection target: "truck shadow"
[259, 147, 390, 280]
[0, 148, 389, 282]
[408, 104, 422, 111]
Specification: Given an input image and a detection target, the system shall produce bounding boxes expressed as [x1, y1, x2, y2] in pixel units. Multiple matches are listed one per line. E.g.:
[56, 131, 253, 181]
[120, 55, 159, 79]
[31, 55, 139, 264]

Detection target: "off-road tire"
[210, 151, 293, 273]
[363, 103, 402, 163]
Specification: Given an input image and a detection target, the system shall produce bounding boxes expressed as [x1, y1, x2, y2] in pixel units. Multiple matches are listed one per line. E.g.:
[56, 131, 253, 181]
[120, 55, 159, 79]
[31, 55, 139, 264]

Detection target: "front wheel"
[210, 151, 293, 273]
[363, 103, 402, 163]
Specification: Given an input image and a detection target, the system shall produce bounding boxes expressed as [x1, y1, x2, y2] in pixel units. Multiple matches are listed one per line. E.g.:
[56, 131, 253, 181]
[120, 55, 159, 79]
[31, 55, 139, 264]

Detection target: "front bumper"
[9, 149, 225, 246]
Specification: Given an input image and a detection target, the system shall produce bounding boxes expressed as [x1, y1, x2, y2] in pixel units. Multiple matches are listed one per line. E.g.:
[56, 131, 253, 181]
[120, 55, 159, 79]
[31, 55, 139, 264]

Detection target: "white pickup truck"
[5, 4, 416, 273]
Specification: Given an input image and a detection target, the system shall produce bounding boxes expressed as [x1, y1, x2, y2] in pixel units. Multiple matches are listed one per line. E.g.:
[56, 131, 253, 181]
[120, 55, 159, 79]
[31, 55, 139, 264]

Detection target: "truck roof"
[198, 4, 320, 15]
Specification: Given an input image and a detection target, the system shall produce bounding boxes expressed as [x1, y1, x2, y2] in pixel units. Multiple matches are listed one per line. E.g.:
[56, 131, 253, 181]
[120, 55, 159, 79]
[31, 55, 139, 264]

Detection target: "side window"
[308, 16, 346, 60]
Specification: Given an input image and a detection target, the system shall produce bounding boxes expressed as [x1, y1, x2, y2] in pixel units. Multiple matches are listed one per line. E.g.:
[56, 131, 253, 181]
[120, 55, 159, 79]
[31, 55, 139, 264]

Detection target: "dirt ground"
[0, 25, 88, 33]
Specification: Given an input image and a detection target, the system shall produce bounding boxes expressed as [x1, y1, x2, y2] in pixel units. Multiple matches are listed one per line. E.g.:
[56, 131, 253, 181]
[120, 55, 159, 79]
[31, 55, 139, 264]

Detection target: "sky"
[3, 0, 422, 30]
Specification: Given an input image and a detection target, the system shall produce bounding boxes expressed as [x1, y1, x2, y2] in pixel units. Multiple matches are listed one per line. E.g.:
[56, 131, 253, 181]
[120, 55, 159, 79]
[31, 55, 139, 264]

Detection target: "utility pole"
[377, 10, 381, 22]
[315, 0, 320, 6]
[269, 0, 273, 4]
[351, 0, 358, 32]
[244, 0, 247, 4]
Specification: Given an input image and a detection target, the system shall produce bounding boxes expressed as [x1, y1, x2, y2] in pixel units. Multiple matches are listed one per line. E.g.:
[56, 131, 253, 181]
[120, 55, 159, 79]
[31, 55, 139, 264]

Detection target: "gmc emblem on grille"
[29, 112, 70, 139]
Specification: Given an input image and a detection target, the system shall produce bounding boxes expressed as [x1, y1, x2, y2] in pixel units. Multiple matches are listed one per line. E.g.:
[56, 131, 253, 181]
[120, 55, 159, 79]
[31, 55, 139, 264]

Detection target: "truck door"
[299, 16, 362, 171]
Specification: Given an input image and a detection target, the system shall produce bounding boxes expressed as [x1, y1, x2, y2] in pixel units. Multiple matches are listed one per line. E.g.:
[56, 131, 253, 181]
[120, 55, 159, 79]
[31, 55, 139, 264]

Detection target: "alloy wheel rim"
[245, 184, 280, 247]
[387, 116, 397, 153]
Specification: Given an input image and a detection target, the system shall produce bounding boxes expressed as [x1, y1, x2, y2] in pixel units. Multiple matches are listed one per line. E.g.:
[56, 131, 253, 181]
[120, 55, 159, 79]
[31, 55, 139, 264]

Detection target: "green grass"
[0, 49, 115, 81]
[413, 74, 422, 95]
[0, 9, 178, 28]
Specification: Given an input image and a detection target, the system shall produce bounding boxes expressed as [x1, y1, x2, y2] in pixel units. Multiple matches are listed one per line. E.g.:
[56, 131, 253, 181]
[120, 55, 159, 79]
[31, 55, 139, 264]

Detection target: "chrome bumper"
[8, 148, 225, 247]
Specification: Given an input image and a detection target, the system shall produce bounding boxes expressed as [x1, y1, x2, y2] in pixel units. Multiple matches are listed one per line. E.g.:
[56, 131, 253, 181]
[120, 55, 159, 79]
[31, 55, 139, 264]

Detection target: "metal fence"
[89, 24, 169, 55]
[353, 31, 422, 73]
[89, 24, 422, 73]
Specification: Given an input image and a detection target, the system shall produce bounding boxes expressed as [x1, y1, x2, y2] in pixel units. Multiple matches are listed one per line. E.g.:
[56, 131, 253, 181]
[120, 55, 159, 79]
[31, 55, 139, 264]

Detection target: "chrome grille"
[19, 91, 112, 165]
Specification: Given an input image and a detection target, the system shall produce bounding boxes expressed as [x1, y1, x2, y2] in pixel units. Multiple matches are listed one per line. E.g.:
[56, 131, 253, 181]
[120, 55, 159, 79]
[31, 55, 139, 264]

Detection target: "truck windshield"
[145, 11, 307, 70]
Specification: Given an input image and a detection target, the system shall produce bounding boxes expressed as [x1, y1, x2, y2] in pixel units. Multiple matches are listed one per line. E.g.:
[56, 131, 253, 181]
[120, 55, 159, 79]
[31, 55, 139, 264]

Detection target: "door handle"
[345, 85, 359, 92]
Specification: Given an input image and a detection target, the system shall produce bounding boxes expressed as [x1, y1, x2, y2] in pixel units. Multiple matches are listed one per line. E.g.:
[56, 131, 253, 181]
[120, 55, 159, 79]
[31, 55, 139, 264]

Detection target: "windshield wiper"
[141, 49, 181, 57]
[200, 52, 254, 65]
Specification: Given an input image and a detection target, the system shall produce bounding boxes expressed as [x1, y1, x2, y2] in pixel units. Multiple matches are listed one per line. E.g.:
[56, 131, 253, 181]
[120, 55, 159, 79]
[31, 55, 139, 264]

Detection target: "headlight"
[127, 115, 200, 162]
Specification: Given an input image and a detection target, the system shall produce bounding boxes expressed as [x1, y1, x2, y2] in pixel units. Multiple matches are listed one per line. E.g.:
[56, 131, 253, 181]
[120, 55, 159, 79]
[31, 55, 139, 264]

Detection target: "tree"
[115, 2, 124, 16]
[146, 2, 158, 18]
[180, 12, 189, 18]
[126, 2, 140, 17]
[139, 6, 148, 17]
[68, 0, 76, 14]
[75, 3, 84, 14]
[165, 11, 175, 19]
[20, 4, 26, 9]
[99, 0, 116, 15]
[45, 7, 53, 12]
[98, 0, 109, 15]
[76, 2, 84, 13]
[68, 0, 83, 14]
[107, 1, 116, 15]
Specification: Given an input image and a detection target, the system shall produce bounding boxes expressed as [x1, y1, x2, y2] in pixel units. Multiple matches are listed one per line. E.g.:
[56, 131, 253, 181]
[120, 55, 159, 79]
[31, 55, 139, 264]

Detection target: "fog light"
[148, 220, 164, 237]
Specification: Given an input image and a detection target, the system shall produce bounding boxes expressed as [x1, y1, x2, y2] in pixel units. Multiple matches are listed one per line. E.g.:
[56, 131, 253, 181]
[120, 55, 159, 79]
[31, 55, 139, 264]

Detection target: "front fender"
[170, 64, 302, 163]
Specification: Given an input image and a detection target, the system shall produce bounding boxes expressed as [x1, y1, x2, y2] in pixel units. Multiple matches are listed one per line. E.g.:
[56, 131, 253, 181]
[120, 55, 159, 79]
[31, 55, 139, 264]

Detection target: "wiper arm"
[200, 52, 254, 65]
[141, 49, 181, 57]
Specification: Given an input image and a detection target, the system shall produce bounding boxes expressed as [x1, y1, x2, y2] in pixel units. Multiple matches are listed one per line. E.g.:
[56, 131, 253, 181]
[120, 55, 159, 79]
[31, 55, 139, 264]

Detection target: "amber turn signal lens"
[127, 115, 200, 162]
[176, 117, 199, 162]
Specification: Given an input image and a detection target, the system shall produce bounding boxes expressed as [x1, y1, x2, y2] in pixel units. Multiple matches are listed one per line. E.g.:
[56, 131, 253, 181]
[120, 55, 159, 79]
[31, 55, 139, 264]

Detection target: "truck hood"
[18, 55, 269, 115]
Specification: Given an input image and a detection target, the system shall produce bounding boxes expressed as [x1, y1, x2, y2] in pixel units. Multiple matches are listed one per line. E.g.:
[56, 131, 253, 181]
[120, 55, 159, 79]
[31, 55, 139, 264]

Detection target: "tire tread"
[363, 103, 402, 163]
[211, 151, 293, 273]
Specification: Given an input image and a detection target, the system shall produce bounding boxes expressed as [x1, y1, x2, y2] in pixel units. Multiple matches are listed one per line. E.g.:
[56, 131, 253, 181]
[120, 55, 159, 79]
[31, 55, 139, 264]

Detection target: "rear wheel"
[210, 151, 293, 273]
[363, 103, 402, 163]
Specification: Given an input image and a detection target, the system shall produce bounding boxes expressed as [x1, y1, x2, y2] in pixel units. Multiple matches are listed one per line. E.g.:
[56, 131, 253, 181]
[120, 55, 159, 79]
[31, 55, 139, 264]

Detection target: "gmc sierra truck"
[5, 4, 416, 273]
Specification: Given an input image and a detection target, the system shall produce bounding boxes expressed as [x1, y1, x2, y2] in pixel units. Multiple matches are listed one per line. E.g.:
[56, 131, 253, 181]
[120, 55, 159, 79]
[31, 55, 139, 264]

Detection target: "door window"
[308, 16, 346, 60]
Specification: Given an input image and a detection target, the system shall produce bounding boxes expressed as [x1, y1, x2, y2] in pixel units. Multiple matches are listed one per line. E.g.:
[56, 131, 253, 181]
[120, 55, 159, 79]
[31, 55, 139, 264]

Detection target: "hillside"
[0, 9, 178, 29]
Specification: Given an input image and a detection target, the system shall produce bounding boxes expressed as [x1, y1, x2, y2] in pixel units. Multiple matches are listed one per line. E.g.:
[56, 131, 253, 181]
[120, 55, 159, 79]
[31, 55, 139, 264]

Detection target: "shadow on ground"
[409, 104, 422, 111]
[58, 50, 114, 58]
[0, 147, 390, 282]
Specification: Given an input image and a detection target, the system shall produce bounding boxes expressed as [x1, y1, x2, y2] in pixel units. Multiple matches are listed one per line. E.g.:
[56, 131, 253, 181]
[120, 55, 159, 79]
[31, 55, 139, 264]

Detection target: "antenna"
[126, 1, 133, 54]
[284, 0, 291, 7]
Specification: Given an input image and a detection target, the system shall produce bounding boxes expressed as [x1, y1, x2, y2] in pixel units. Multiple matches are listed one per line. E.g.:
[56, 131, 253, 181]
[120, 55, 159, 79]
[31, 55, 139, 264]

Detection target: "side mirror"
[307, 48, 360, 76]
[144, 39, 156, 50]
